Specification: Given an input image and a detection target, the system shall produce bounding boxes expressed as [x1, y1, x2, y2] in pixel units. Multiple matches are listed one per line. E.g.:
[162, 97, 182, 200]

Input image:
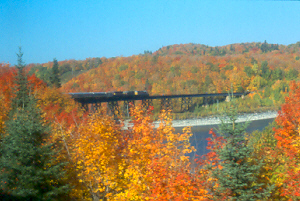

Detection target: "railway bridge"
[69, 91, 248, 117]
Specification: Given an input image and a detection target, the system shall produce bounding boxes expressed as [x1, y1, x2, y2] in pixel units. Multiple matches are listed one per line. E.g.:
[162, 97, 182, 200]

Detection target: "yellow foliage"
[69, 105, 206, 200]
[72, 111, 127, 200]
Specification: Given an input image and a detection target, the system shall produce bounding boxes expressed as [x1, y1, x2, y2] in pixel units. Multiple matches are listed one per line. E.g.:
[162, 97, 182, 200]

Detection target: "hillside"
[26, 42, 300, 114]
[59, 42, 300, 93]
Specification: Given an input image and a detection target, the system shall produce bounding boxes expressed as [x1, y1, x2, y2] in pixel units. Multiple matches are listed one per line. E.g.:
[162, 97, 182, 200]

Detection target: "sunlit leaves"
[72, 111, 126, 200]
[274, 81, 300, 199]
[69, 105, 208, 200]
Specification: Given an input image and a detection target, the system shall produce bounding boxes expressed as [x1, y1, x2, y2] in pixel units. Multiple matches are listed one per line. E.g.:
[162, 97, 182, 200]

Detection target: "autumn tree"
[0, 64, 13, 135]
[70, 105, 209, 200]
[0, 48, 70, 200]
[115, 106, 209, 200]
[249, 122, 284, 199]
[145, 110, 207, 200]
[274, 81, 300, 199]
[71, 110, 127, 201]
[196, 128, 226, 200]
[285, 68, 298, 80]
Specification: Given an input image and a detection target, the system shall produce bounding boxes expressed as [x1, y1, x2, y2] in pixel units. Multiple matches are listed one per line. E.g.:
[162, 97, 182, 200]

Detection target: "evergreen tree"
[260, 61, 271, 80]
[0, 48, 69, 200]
[212, 104, 272, 200]
[11, 48, 30, 109]
[261, 40, 268, 53]
[50, 58, 61, 88]
[243, 66, 254, 78]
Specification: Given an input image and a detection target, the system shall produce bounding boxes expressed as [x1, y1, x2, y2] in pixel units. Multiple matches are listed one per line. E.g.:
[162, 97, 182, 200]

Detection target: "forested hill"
[154, 42, 280, 56]
[28, 42, 300, 106]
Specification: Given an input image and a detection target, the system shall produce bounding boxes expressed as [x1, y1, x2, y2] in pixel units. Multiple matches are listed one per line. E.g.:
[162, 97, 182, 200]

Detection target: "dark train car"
[135, 91, 149, 96]
[69, 92, 107, 98]
[123, 91, 135, 96]
[69, 91, 150, 100]
[113, 91, 123, 96]
[122, 91, 149, 97]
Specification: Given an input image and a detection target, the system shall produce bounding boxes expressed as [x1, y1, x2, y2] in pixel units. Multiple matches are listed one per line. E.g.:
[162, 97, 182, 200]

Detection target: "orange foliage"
[0, 64, 47, 133]
[274, 81, 300, 199]
[69, 105, 210, 200]
[60, 42, 300, 96]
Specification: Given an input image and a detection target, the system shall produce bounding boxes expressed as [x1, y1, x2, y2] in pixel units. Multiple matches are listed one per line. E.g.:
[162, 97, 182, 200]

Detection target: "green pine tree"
[0, 48, 69, 200]
[11, 47, 30, 110]
[50, 58, 61, 88]
[212, 103, 272, 200]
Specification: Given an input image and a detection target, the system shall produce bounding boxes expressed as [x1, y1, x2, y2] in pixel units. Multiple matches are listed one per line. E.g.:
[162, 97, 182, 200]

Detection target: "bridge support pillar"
[181, 97, 192, 112]
[108, 101, 120, 118]
[142, 99, 153, 111]
[161, 98, 172, 111]
[204, 97, 209, 107]
[91, 102, 101, 112]
[81, 103, 89, 112]
[123, 100, 135, 117]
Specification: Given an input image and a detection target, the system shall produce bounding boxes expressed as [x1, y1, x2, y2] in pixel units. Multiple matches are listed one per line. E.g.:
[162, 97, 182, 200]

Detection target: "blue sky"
[1, 0, 299, 65]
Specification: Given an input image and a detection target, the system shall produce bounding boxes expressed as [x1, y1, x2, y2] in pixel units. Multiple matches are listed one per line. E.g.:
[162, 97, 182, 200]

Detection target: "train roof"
[68, 92, 106, 95]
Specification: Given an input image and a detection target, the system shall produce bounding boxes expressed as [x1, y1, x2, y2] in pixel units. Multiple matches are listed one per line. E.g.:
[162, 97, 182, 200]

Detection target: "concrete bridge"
[69, 91, 248, 117]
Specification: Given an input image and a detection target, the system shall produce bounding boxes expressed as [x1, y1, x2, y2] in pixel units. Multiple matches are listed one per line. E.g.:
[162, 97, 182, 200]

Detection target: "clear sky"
[1, 0, 299, 65]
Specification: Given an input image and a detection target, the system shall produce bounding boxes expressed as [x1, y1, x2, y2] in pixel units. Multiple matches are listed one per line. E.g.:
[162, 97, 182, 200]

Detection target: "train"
[113, 90, 149, 97]
[122, 90, 149, 96]
[69, 91, 149, 99]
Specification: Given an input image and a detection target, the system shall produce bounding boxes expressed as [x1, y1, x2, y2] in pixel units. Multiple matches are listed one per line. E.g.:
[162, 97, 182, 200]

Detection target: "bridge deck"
[69, 92, 247, 104]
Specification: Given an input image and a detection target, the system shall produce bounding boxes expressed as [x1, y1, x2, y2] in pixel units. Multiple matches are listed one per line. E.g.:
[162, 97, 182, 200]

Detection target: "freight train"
[69, 90, 149, 99]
